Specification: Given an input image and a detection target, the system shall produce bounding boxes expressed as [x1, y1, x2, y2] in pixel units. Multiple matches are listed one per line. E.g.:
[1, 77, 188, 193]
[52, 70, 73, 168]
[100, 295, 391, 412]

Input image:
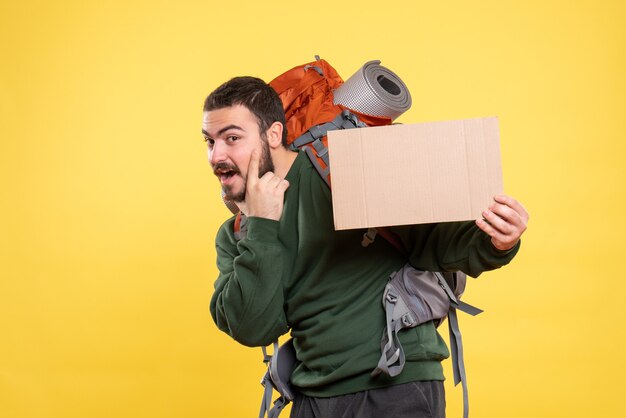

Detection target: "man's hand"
[476, 195, 529, 251]
[236, 150, 290, 221]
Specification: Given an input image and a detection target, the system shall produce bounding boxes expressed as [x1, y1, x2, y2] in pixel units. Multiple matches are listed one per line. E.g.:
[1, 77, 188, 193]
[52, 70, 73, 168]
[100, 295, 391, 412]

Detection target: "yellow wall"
[1, 0, 624, 416]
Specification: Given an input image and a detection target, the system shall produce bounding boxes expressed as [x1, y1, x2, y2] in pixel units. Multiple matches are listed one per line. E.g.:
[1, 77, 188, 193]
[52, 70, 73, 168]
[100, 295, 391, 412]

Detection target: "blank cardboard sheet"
[327, 117, 503, 230]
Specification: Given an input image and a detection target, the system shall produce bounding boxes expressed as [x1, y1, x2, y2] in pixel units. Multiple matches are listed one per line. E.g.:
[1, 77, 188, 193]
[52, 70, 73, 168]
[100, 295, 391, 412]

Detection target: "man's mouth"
[213, 164, 240, 184]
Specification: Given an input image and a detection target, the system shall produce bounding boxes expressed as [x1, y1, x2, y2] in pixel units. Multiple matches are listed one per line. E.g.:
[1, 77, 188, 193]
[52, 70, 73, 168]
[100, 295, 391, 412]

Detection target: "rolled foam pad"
[333, 60, 412, 120]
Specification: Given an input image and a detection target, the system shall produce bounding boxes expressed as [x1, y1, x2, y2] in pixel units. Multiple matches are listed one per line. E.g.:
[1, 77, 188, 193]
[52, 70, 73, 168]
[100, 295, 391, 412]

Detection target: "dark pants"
[290, 381, 445, 418]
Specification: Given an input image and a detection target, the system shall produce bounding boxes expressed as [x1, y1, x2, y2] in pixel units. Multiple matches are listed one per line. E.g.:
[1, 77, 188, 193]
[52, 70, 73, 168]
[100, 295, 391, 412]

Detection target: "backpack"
[269, 57, 393, 186]
[224, 58, 479, 418]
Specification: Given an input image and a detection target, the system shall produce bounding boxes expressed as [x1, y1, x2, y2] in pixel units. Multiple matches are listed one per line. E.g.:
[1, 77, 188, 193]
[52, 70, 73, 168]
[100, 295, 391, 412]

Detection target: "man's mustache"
[212, 162, 241, 176]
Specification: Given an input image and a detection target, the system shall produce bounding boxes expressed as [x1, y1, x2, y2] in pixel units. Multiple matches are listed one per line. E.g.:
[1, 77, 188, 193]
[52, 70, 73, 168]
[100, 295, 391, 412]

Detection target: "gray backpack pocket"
[372, 265, 452, 377]
[372, 264, 481, 377]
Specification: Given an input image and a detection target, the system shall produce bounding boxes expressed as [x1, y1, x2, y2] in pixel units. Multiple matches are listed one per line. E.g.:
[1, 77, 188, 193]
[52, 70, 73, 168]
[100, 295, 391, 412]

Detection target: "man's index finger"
[247, 149, 260, 184]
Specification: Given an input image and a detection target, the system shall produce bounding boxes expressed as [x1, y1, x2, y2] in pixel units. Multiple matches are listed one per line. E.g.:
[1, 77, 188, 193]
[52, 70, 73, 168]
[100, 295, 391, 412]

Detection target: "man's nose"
[208, 141, 225, 165]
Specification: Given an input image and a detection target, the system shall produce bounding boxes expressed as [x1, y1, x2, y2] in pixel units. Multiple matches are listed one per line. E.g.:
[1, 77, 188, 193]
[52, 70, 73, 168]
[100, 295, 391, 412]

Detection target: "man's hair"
[203, 76, 288, 147]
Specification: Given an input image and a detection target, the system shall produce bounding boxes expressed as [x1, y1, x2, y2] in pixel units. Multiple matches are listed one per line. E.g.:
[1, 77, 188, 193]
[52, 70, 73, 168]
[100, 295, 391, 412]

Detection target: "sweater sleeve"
[209, 216, 289, 347]
[394, 220, 521, 278]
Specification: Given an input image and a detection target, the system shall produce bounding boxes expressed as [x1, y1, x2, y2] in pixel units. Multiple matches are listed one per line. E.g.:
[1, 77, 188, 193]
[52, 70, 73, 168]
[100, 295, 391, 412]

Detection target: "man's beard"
[217, 138, 275, 203]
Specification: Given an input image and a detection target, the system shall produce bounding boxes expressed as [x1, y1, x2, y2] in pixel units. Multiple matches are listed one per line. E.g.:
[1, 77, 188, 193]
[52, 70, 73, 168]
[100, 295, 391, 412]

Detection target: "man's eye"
[226, 135, 239, 143]
[204, 138, 214, 147]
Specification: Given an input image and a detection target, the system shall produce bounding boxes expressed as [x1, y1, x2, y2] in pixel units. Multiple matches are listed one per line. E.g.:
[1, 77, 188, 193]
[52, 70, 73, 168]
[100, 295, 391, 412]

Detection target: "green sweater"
[210, 151, 519, 397]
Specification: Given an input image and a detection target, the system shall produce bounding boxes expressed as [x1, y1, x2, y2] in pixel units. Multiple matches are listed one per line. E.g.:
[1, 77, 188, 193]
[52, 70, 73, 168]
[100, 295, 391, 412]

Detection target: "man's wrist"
[246, 216, 280, 241]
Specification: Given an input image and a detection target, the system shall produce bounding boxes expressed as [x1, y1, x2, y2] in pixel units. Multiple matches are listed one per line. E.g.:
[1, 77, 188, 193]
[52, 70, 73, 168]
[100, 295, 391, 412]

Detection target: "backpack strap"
[371, 277, 412, 377]
[259, 342, 290, 418]
[304, 147, 330, 186]
[302, 55, 323, 76]
[437, 272, 483, 316]
[292, 109, 366, 149]
[438, 272, 482, 418]
[259, 343, 276, 418]
[291, 110, 366, 186]
[233, 213, 248, 240]
[259, 340, 297, 418]
[448, 307, 470, 418]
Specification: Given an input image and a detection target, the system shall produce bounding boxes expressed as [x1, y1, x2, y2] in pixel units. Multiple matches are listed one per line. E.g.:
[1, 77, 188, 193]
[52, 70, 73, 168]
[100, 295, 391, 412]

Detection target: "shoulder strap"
[292, 110, 366, 186]
[233, 213, 248, 240]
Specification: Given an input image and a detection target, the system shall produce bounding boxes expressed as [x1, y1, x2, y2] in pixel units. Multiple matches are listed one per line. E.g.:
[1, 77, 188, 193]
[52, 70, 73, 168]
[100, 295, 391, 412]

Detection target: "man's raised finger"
[247, 149, 260, 186]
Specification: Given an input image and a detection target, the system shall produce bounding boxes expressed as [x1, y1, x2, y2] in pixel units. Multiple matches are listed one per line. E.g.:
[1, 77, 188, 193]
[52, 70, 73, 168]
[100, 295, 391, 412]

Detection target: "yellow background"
[1, 0, 624, 416]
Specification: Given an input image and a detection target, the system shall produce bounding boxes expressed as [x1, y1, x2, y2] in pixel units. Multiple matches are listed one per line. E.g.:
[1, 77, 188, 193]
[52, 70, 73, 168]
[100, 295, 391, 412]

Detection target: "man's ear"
[266, 121, 284, 149]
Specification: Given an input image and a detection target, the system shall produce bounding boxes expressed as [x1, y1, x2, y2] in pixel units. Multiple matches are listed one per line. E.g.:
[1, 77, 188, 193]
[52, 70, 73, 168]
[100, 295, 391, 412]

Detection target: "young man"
[204, 76, 528, 417]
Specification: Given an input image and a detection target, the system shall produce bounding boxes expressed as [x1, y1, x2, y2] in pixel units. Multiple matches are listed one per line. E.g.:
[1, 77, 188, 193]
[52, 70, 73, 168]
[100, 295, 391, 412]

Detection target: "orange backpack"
[269, 57, 392, 186]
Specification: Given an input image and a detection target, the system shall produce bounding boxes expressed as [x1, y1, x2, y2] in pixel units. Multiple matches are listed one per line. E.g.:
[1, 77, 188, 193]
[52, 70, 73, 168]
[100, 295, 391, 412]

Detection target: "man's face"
[202, 104, 275, 202]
